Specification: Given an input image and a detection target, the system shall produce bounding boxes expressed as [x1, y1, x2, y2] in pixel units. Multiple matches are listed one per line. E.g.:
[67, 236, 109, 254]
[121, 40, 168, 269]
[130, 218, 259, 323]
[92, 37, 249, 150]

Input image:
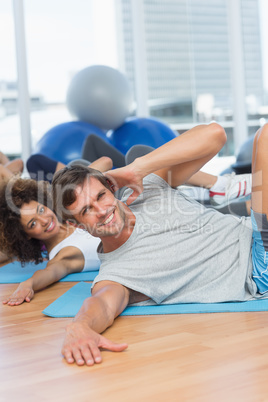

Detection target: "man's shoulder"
[142, 173, 169, 187]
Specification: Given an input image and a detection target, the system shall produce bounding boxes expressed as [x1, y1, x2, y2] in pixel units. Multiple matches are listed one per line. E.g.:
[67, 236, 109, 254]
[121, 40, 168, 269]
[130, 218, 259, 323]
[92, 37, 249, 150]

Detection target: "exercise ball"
[107, 117, 177, 155]
[66, 65, 134, 130]
[33, 121, 107, 165]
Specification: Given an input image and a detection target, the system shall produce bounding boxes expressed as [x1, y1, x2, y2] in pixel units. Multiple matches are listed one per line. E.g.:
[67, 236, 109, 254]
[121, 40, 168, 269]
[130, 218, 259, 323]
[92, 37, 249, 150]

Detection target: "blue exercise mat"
[0, 260, 99, 283]
[42, 282, 268, 317]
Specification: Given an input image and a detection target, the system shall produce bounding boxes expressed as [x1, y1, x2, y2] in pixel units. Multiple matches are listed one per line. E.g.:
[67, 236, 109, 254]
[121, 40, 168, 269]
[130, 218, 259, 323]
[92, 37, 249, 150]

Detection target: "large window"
[0, 0, 267, 168]
[0, 0, 118, 158]
[117, 0, 267, 159]
[0, 1, 20, 159]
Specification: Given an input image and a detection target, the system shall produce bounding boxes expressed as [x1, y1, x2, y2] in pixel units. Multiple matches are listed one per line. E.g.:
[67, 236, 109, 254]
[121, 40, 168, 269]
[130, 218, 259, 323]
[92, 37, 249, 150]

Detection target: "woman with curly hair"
[0, 157, 112, 306]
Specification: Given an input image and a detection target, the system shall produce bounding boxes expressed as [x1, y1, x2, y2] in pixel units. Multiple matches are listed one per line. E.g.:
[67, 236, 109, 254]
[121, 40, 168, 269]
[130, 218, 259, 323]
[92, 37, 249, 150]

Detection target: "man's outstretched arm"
[106, 123, 227, 204]
[62, 281, 129, 366]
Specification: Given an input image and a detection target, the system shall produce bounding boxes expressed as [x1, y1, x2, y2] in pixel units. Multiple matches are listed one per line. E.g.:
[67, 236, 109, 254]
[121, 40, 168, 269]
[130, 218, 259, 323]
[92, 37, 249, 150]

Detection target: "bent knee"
[209, 122, 227, 148]
[255, 124, 268, 148]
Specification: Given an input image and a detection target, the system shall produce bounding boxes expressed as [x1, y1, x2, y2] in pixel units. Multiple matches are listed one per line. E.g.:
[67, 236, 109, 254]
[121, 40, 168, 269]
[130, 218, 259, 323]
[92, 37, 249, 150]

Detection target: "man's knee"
[255, 124, 268, 147]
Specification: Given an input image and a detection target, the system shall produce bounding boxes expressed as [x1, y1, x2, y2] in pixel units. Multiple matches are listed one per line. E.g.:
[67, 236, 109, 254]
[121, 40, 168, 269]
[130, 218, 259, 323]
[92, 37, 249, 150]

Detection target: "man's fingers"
[71, 347, 86, 366]
[62, 348, 75, 364]
[99, 337, 128, 352]
[62, 340, 127, 366]
[105, 175, 119, 193]
[126, 188, 142, 205]
[126, 192, 139, 205]
[62, 345, 98, 366]
[88, 342, 102, 364]
[81, 344, 97, 366]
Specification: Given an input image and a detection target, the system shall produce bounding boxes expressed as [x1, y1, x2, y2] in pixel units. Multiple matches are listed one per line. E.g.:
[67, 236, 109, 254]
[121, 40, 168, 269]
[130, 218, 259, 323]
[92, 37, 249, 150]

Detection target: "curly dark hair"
[0, 177, 52, 265]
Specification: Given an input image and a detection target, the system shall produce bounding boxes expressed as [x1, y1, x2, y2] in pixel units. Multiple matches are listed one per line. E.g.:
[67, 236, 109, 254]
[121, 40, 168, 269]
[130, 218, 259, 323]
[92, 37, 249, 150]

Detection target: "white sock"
[210, 176, 227, 193]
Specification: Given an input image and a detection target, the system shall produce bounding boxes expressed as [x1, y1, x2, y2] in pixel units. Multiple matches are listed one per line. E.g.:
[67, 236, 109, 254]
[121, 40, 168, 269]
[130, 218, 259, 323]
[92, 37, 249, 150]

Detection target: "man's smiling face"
[66, 177, 126, 239]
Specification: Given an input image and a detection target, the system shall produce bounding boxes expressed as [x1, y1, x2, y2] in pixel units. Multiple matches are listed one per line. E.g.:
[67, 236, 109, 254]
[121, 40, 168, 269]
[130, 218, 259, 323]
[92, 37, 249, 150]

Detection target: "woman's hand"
[3, 284, 34, 306]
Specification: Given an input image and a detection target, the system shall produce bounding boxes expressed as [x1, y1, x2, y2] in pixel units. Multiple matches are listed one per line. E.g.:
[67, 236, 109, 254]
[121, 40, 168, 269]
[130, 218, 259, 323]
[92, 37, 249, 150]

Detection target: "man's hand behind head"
[105, 163, 144, 205]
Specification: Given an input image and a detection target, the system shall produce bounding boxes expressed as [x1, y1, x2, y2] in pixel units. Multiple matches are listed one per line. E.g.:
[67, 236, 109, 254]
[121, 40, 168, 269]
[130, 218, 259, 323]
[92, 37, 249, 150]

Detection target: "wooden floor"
[1, 281, 268, 402]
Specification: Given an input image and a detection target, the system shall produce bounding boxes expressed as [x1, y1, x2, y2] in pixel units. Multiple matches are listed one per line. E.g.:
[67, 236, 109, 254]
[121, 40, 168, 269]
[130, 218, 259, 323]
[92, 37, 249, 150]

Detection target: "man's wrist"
[71, 316, 92, 329]
[132, 156, 151, 179]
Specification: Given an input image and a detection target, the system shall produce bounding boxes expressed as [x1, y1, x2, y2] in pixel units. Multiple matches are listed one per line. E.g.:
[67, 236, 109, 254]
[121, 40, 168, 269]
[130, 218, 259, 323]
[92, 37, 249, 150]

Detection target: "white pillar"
[114, 0, 126, 72]
[131, 0, 149, 117]
[227, 0, 248, 153]
[13, 0, 32, 162]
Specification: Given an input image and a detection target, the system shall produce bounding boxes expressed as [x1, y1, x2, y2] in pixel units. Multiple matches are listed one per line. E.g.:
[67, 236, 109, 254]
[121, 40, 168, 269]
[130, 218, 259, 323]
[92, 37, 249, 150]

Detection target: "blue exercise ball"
[66, 65, 134, 131]
[34, 121, 107, 164]
[107, 117, 177, 155]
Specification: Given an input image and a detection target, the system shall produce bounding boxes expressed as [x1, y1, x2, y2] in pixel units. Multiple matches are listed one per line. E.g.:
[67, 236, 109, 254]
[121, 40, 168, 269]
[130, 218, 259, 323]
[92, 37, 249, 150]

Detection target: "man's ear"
[106, 178, 115, 193]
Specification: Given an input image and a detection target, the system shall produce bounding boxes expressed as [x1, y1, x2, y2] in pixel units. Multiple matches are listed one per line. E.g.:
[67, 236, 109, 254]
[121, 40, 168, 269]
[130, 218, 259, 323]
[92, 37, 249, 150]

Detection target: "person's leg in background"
[125, 145, 155, 165]
[82, 134, 126, 168]
[68, 156, 112, 173]
[0, 151, 24, 176]
[0, 151, 10, 165]
[26, 154, 64, 183]
[27, 153, 113, 184]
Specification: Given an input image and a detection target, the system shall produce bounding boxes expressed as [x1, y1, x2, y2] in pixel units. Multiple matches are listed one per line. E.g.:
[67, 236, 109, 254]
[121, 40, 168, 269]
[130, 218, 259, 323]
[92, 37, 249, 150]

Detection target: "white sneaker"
[209, 172, 252, 208]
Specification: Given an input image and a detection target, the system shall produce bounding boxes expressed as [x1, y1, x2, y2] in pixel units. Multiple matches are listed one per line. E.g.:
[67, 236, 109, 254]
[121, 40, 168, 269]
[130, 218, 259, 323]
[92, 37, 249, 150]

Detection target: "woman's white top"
[48, 228, 100, 271]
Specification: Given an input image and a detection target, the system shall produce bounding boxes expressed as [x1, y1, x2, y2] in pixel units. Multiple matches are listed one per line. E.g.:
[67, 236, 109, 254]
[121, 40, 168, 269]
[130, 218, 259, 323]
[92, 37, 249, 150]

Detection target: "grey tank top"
[93, 174, 259, 304]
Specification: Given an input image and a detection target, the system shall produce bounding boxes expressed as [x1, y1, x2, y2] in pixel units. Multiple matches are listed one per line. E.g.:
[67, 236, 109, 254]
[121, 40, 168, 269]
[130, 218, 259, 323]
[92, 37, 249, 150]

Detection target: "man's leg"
[251, 125, 268, 215]
[250, 124, 268, 294]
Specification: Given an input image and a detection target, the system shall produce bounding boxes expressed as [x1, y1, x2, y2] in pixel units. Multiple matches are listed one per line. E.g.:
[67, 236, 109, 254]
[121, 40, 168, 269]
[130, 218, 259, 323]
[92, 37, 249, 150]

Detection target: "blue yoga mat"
[42, 282, 268, 317]
[0, 260, 99, 283]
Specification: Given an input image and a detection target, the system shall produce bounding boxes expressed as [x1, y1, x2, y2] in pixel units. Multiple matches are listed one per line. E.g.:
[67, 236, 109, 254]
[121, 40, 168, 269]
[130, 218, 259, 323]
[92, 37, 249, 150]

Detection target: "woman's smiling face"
[20, 201, 60, 240]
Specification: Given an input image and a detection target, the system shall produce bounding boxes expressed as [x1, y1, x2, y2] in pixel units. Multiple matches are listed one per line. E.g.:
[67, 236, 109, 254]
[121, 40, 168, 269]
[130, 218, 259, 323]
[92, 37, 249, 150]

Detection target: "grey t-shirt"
[93, 174, 259, 304]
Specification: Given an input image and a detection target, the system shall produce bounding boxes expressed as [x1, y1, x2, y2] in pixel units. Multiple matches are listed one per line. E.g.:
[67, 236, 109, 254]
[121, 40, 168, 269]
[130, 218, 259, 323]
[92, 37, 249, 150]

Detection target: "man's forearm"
[61, 284, 129, 366]
[72, 296, 115, 334]
[134, 123, 226, 178]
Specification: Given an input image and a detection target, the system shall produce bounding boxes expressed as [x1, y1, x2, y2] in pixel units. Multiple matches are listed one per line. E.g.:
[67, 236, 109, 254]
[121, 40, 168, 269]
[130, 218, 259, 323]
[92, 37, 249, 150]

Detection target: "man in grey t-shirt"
[52, 122, 268, 367]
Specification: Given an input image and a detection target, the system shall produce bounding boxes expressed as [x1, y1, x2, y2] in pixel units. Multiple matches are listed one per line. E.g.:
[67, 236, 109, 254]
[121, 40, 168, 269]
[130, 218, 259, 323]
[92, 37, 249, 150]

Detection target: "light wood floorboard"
[1, 282, 268, 402]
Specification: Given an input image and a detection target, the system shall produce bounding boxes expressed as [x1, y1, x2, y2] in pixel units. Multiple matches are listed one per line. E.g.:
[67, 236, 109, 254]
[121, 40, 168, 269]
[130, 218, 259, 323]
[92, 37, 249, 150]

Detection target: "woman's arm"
[2, 246, 85, 306]
[0, 251, 11, 265]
